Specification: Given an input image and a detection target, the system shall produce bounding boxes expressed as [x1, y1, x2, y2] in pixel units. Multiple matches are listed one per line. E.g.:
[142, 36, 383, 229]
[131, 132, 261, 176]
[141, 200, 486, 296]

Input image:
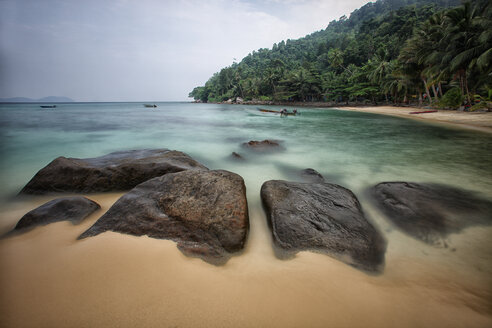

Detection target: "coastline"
[337, 106, 492, 134]
[199, 101, 492, 134]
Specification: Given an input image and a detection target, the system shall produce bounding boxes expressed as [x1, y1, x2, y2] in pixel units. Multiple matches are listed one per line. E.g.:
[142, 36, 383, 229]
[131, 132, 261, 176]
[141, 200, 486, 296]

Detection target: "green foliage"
[440, 88, 463, 108]
[469, 101, 489, 112]
[189, 0, 491, 108]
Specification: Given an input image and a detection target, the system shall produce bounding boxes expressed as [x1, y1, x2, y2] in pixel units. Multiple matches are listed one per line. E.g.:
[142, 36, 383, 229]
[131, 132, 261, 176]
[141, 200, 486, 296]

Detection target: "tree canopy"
[190, 0, 492, 109]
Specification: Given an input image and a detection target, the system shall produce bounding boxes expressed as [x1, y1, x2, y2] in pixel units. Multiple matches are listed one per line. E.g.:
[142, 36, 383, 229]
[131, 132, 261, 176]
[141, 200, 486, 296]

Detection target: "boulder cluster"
[12, 144, 492, 271]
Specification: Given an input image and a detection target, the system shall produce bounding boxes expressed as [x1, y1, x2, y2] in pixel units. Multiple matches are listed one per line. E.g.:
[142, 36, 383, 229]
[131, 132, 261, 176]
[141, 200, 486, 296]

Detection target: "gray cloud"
[0, 0, 368, 101]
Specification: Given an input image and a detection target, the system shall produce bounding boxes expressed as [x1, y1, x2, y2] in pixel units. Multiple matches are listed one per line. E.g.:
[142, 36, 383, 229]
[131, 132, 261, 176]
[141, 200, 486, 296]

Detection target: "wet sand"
[1, 193, 491, 328]
[339, 106, 492, 134]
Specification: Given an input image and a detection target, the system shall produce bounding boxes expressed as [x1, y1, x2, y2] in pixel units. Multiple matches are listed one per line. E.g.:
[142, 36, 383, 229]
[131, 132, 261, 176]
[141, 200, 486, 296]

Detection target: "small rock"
[15, 196, 100, 231]
[300, 168, 325, 183]
[242, 140, 284, 152]
[231, 152, 244, 160]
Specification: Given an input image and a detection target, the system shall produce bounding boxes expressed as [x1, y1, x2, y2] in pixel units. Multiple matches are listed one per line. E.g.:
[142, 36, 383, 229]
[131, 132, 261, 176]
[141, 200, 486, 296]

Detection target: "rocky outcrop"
[15, 196, 100, 231]
[371, 182, 492, 246]
[241, 140, 284, 152]
[261, 180, 386, 272]
[20, 149, 207, 194]
[79, 169, 249, 265]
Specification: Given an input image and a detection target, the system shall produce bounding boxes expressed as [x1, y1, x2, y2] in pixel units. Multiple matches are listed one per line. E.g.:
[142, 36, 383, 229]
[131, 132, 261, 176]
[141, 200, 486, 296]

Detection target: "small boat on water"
[409, 110, 438, 114]
[258, 108, 298, 116]
[144, 104, 157, 108]
[40, 105, 56, 108]
[258, 108, 280, 113]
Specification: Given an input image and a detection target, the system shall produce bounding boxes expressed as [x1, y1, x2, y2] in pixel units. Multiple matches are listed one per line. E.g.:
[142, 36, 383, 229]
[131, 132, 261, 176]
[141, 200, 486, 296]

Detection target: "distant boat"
[258, 108, 298, 116]
[144, 104, 157, 108]
[40, 105, 56, 108]
[409, 110, 438, 114]
[258, 108, 280, 113]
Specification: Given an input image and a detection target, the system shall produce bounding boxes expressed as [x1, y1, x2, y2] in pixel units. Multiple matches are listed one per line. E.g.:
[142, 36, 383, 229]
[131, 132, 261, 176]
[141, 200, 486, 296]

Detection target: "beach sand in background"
[339, 106, 492, 134]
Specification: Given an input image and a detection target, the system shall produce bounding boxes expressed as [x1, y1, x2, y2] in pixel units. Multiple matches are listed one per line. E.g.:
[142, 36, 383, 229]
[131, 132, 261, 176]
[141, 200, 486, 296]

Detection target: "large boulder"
[15, 196, 100, 231]
[371, 182, 492, 246]
[79, 170, 249, 265]
[20, 149, 207, 194]
[261, 180, 386, 272]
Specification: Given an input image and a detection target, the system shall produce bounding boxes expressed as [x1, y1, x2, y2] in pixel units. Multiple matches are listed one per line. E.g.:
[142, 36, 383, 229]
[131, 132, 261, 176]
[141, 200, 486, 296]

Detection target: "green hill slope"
[190, 0, 491, 108]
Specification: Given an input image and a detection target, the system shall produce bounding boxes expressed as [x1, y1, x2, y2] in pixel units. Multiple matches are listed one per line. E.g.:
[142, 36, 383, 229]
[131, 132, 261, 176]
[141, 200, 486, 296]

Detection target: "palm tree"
[367, 54, 393, 103]
[443, 1, 481, 104]
[399, 37, 432, 106]
[474, 1, 492, 75]
[418, 12, 447, 102]
[328, 48, 352, 75]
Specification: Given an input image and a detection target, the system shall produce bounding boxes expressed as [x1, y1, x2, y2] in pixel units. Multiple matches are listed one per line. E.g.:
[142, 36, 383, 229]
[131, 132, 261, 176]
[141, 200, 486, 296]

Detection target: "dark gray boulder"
[15, 196, 100, 231]
[371, 182, 492, 246]
[261, 180, 386, 272]
[20, 149, 207, 194]
[79, 169, 249, 265]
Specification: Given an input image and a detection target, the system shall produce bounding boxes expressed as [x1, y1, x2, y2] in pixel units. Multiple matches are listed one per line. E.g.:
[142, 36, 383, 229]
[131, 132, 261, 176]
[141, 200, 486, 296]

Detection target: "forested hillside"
[190, 0, 492, 109]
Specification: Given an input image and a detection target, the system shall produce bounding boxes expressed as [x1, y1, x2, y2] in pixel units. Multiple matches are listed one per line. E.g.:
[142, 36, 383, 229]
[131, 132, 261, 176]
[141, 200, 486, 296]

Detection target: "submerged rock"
[261, 180, 386, 272]
[20, 149, 207, 194]
[274, 162, 346, 185]
[15, 196, 100, 231]
[371, 182, 492, 246]
[79, 169, 249, 265]
[241, 140, 284, 152]
[300, 168, 325, 183]
[230, 152, 245, 161]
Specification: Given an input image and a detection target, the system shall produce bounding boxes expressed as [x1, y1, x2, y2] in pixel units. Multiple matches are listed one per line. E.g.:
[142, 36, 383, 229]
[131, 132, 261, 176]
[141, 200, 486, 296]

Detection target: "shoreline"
[204, 102, 492, 134]
[336, 106, 492, 134]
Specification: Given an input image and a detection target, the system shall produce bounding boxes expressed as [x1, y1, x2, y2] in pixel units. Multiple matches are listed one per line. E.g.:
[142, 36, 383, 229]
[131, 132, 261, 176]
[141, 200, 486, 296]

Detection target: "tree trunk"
[438, 82, 443, 97]
[238, 83, 244, 99]
[422, 78, 432, 105]
[431, 84, 439, 102]
[459, 70, 465, 96]
[464, 69, 471, 105]
[418, 92, 423, 108]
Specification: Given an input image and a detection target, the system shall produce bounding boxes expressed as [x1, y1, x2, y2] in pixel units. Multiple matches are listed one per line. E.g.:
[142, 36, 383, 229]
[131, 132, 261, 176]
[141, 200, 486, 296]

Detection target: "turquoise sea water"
[1, 102, 491, 204]
[1, 102, 492, 327]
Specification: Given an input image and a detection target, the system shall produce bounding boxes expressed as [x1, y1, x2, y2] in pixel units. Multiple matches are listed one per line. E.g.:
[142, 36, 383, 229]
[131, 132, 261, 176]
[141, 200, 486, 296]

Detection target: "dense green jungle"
[190, 0, 492, 110]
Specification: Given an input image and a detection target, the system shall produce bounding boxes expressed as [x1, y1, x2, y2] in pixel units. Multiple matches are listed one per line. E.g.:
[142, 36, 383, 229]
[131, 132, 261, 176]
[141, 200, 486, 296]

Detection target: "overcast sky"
[0, 0, 369, 101]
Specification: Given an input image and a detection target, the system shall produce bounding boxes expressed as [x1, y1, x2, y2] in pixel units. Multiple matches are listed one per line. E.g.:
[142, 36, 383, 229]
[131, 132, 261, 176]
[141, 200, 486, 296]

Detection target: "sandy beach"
[338, 106, 492, 134]
[1, 191, 491, 328]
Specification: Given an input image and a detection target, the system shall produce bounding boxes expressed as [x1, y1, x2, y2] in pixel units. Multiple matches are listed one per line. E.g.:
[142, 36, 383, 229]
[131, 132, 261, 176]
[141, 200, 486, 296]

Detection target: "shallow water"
[0, 102, 491, 327]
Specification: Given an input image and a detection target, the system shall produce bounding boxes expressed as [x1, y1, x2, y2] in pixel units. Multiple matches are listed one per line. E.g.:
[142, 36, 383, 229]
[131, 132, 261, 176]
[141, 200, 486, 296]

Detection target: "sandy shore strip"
[337, 106, 492, 134]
